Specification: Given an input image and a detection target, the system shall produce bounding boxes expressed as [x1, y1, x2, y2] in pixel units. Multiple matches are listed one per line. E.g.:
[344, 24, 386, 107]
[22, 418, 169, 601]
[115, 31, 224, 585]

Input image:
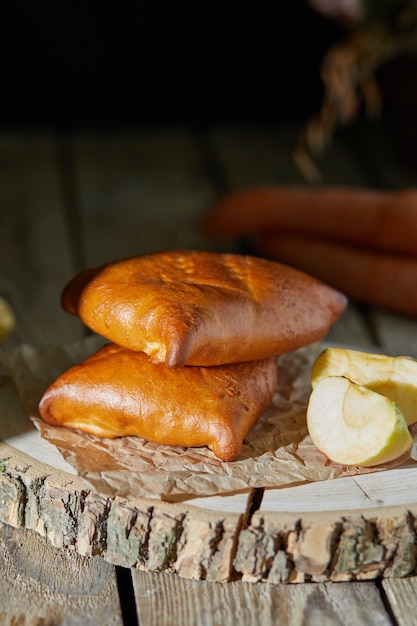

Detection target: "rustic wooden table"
[1, 124, 417, 625]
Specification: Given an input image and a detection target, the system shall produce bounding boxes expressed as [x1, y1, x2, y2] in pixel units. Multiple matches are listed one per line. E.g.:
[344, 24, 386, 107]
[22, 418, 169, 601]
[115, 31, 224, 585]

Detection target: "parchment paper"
[0, 336, 414, 501]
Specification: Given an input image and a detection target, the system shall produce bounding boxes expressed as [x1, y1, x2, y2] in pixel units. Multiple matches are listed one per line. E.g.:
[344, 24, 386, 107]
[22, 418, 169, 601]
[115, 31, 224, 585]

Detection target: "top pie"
[61, 249, 347, 367]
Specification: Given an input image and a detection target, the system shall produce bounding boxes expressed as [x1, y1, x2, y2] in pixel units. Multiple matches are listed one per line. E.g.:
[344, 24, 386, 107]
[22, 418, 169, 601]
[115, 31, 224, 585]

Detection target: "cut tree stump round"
[2, 428, 417, 584]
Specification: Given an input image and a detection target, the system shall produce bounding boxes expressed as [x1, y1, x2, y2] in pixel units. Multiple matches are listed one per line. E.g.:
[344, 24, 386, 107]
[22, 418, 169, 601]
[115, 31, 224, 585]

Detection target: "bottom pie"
[38, 343, 278, 462]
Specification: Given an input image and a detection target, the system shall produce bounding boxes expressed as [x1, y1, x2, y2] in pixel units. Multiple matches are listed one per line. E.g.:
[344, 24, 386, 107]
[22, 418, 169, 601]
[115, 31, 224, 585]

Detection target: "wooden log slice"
[2, 428, 417, 584]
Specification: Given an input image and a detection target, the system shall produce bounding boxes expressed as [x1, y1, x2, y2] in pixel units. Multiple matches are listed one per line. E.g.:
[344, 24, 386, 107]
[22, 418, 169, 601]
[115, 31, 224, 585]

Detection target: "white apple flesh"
[307, 376, 413, 467]
[311, 348, 417, 426]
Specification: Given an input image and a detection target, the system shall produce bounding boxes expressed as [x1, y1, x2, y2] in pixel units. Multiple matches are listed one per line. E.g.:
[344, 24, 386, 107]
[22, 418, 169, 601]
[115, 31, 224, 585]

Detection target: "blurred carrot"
[256, 234, 417, 317]
[201, 186, 417, 257]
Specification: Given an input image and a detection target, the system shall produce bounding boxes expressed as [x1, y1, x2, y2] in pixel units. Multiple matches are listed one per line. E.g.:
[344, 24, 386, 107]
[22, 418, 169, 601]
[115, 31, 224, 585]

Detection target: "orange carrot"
[255, 234, 417, 317]
[201, 186, 417, 257]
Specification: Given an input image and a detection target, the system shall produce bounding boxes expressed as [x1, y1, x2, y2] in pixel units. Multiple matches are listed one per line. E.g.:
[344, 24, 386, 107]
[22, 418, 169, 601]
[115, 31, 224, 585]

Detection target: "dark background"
[1, 2, 347, 131]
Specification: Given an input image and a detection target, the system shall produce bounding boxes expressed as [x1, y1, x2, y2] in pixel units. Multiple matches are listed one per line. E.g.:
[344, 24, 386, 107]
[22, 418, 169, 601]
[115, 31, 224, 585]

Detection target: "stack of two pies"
[39, 250, 347, 461]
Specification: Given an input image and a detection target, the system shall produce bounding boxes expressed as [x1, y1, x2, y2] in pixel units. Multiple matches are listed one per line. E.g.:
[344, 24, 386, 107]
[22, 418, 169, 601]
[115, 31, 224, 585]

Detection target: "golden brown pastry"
[62, 250, 347, 367]
[38, 343, 278, 462]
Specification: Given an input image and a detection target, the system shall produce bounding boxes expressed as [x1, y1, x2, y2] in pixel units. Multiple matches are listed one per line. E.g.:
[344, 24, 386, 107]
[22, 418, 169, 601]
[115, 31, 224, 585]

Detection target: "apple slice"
[307, 376, 413, 467]
[311, 347, 417, 426]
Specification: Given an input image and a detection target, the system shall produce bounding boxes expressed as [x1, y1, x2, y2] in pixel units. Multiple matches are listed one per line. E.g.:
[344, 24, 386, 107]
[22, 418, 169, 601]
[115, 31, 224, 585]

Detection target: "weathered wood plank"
[0, 522, 123, 625]
[369, 312, 417, 359]
[72, 130, 220, 270]
[349, 123, 416, 190]
[209, 125, 372, 189]
[132, 570, 392, 626]
[0, 133, 82, 348]
[382, 577, 417, 626]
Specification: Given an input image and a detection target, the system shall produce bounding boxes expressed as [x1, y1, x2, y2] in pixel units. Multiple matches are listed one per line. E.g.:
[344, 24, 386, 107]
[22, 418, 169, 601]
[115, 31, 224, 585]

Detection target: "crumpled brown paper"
[0, 336, 414, 501]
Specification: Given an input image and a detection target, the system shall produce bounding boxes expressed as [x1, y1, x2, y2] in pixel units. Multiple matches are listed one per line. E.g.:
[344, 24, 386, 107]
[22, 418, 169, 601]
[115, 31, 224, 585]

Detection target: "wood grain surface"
[0, 523, 123, 626]
[132, 570, 393, 626]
